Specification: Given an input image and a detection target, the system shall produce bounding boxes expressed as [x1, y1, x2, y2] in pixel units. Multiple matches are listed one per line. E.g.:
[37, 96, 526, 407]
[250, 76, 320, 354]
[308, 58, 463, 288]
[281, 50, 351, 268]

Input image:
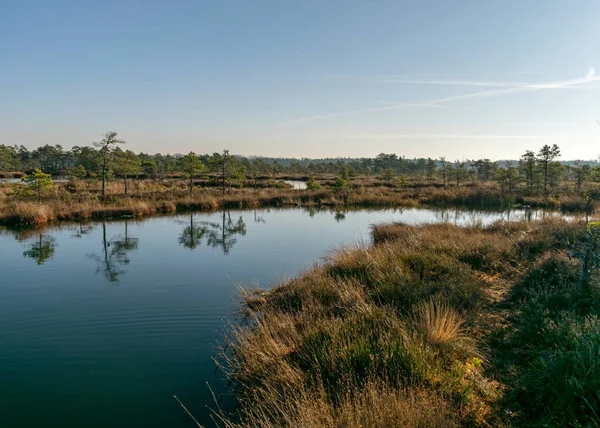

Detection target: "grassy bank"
[0, 185, 420, 227]
[223, 218, 599, 427]
[1, 177, 595, 227]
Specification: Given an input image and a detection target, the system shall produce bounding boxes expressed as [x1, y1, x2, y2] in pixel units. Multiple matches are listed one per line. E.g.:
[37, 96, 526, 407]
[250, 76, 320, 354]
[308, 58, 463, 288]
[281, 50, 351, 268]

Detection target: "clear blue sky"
[1, 0, 599, 159]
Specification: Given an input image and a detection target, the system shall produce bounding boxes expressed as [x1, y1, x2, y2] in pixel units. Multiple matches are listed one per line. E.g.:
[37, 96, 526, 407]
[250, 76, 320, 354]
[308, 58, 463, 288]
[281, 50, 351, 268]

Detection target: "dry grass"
[0, 183, 417, 227]
[412, 299, 469, 349]
[226, 380, 459, 428]
[1, 201, 56, 226]
[1, 177, 595, 227]
[222, 219, 588, 427]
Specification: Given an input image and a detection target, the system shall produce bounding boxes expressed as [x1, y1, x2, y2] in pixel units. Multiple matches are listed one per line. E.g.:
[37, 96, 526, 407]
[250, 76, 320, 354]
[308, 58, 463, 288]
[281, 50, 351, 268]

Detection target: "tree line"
[1, 133, 598, 194]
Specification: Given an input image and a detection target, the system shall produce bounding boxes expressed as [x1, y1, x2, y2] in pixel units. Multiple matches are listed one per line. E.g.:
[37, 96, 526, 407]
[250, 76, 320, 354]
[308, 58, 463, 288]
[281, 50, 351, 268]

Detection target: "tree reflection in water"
[71, 223, 94, 238]
[177, 211, 247, 254]
[178, 214, 208, 250]
[22, 234, 56, 265]
[253, 209, 266, 224]
[333, 210, 346, 222]
[88, 221, 139, 283]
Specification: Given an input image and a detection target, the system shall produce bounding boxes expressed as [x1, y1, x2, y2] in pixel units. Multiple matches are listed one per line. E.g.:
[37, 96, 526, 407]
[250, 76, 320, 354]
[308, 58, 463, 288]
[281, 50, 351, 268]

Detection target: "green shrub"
[332, 177, 349, 192]
[306, 176, 322, 190]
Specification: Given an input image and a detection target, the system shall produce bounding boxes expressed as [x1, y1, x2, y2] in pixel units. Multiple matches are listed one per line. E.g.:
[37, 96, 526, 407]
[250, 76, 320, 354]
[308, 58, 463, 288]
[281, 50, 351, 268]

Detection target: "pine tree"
[23, 168, 54, 201]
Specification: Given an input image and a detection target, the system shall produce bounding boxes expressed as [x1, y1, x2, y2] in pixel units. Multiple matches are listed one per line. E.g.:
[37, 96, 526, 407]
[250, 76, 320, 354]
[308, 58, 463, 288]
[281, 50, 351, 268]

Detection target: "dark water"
[0, 207, 567, 428]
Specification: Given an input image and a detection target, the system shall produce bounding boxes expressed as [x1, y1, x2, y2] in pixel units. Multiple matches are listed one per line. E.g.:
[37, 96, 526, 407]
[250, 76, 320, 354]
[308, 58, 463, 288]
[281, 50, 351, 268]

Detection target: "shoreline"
[0, 182, 594, 228]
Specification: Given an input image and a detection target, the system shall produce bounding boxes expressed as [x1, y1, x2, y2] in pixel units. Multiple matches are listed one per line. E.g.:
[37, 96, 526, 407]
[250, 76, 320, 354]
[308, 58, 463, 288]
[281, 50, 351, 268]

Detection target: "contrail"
[281, 68, 599, 124]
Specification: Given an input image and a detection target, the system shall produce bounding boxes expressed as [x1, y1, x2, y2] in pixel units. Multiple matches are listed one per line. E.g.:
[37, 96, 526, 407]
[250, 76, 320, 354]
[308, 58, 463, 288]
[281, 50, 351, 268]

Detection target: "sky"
[1, 0, 599, 160]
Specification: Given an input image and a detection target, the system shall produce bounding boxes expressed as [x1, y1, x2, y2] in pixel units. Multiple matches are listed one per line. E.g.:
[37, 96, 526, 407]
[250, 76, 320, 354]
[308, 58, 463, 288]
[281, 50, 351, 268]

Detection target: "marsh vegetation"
[224, 218, 600, 427]
[1, 139, 599, 227]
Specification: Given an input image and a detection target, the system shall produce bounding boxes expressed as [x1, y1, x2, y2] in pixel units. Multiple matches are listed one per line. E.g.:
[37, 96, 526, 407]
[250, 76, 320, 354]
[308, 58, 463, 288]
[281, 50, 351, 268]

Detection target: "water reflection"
[178, 214, 208, 250]
[88, 221, 139, 283]
[177, 211, 247, 254]
[430, 207, 559, 225]
[334, 210, 346, 222]
[206, 211, 247, 254]
[2, 207, 577, 275]
[253, 210, 266, 223]
[283, 180, 307, 190]
[71, 223, 94, 238]
[111, 222, 139, 264]
[23, 234, 56, 265]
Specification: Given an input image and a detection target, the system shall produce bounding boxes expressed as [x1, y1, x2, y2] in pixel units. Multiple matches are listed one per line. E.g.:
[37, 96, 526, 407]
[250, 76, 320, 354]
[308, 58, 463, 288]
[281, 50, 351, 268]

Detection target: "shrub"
[306, 176, 322, 190]
[69, 164, 87, 180]
[332, 177, 349, 192]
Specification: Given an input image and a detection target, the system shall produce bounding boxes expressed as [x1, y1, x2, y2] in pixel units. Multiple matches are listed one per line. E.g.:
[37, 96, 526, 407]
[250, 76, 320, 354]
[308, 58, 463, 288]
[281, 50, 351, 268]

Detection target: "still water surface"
[0, 207, 564, 427]
[283, 180, 307, 190]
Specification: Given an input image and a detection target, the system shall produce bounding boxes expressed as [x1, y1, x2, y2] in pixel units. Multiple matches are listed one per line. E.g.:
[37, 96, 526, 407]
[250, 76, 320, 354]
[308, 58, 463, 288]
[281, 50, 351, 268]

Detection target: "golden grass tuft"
[411, 299, 474, 355]
[3, 201, 55, 226]
[413, 299, 464, 345]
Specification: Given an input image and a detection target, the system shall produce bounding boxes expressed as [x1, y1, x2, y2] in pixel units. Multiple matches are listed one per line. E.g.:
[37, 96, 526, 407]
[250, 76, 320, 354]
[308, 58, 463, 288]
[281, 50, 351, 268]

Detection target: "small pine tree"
[178, 152, 205, 194]
[339, 165, 350, 181]
[142, 161, 158, 177]
[23, 168, 54, 201]
[306, 176, 322, 190]
[399, 174, 408, 187]
[93, 131, 125, 197]
[70, 164, 87, 180]
[537, 144, 561, 191]
[332, 177, 349, 192]
[113, 150, 142, 194]
[426, 158, 436, 181]
[382, 168, 395, 182]
[496, 166, 520, 193]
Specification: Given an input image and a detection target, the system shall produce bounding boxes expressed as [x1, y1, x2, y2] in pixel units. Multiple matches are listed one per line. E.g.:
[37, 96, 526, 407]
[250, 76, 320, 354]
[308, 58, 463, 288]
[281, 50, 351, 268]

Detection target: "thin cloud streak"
[368, 79, 582, 89]
[422, 68, 599, 105]
[281, 68, 599, 124]
[369, 79, 533, 87]
[345, 71, 550, 80]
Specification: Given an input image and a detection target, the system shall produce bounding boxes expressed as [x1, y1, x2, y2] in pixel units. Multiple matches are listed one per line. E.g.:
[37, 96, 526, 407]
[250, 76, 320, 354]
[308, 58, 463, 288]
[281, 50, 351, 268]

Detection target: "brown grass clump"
[157, 200, 177, 213]
[412, 299, 468, 348]
[2, 201, 56, 226]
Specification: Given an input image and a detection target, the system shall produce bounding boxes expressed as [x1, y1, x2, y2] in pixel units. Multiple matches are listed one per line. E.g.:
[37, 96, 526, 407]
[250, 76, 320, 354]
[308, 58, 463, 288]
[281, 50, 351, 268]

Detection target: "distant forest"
[1, 138, 598, 189]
